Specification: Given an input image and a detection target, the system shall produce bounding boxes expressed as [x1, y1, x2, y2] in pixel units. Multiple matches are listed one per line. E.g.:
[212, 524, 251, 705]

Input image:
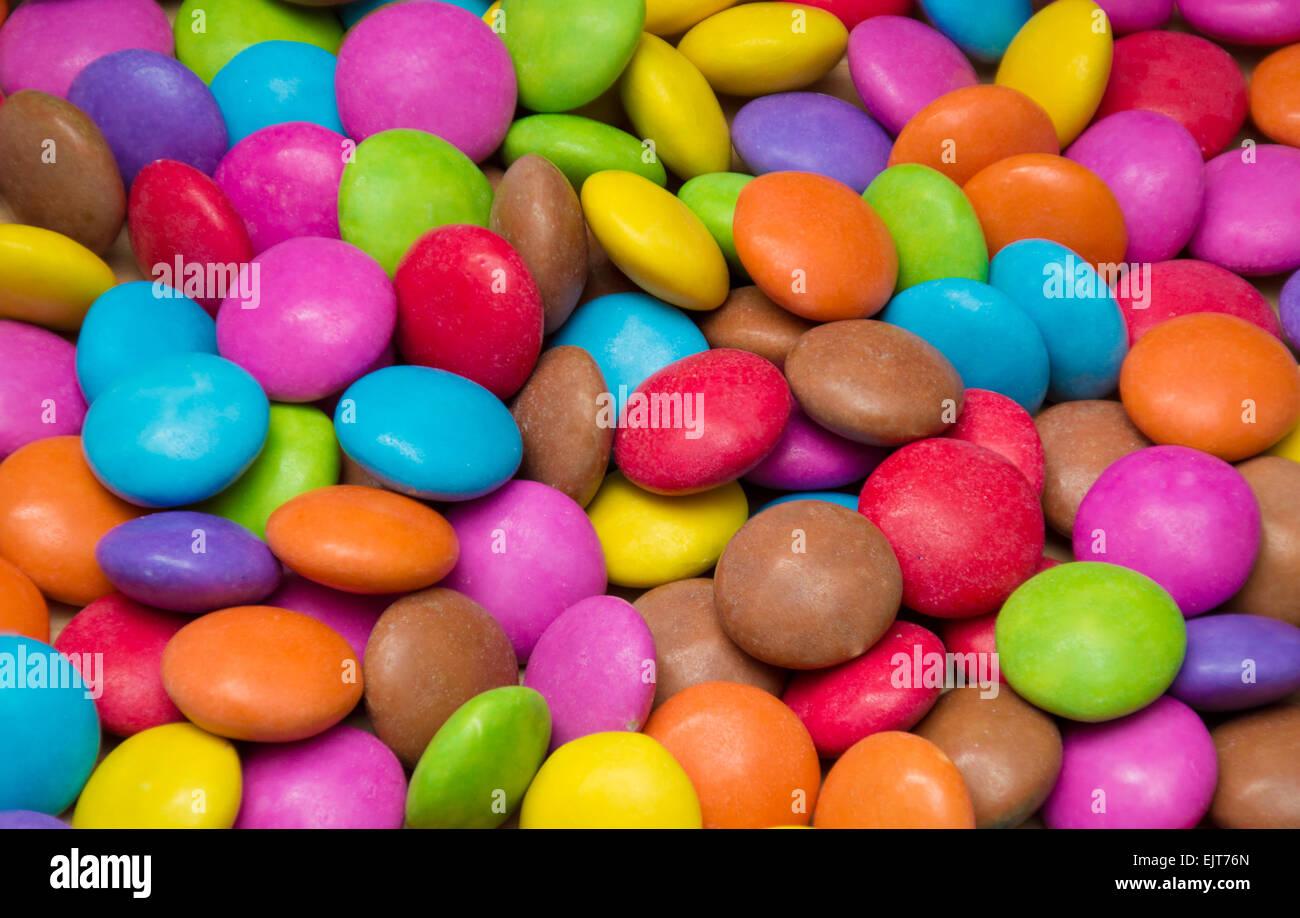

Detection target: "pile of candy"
[1, 0, 1299, 830]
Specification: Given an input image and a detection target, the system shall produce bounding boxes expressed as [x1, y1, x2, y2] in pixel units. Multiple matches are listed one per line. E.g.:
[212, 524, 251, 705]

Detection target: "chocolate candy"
[1234, 457, 1300, 627]
[1210, 706, 1300, 829]
[694, 286, 813, 371]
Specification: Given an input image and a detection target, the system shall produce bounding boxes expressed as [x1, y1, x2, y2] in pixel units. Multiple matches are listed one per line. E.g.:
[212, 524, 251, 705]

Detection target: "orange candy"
[161, 605, 363, 742]
[889, 85, 1060, 187]
[1120, 313, 1300, 462]
[733, 171, 898, 321]
[814, 731, 975, 829]
[0, 556, 48, 641]
[266, 485, 458, 594]
[1250, 44, 1300, 148]
[0, 436, 145, 605]
[964, 153, 1127, 267]
[644, 681, 821, 829]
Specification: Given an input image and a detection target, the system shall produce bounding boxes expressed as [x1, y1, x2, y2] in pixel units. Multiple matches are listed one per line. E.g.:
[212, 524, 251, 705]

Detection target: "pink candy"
[0, 319, 86, 458]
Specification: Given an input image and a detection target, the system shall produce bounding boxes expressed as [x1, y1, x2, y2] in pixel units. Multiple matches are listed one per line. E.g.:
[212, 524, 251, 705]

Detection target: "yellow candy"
[581, 170, 729, 311]
[0, 224, 115, 331]
[645, 0, 737, 36]
[1268, 421, 1300, 463]
[520, 732, 703, 829]
[620, 33, 730, 180]
[483, 1, 502, 28]
[677, 3, 848, 97]
[996, 0, 1113, 146]
[73, 723, 242, 829]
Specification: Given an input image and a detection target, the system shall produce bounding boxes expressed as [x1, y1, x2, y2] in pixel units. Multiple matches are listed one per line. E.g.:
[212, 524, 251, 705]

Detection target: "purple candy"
[1281, 269, 1300, 350]
[214, 122, 347, 254]
[1066, 111, 1205, 263]
[732, 92, 892, 194]
[1073, 445, 1261, 617]
[1189, 144, 1300, 277]
[846, 15, 978, 136]
[67, 49, 227, 187]
[744, 403, 886, 490]
[265, 574, 394, 660]
[95, 511, 282, 613]
[1044, 696, 1217, 829]
[523, 595, 655, 751]
[233, 725, 407, 829]
[334, 2, 516, 162]
[0, 320, 87, 460]
[0, 0, 172, 98]
[441, 480, 607, 660]
[1178, 0, 1300, 46]
[1094, 0, 1174, 34]
[1169, 614, 1300, 711]
[0, 809, 70, 829]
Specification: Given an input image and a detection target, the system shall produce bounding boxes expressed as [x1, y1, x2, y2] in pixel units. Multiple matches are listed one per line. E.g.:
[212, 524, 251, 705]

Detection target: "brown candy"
[0, 90, 125, 254]
[914, 686, 1063, 829]
[1209, 705, 1300, 829]
[509, 346, 612, 508]
[1034, 399, 1152, 536]
[363, 587, 518, 767]
[1233, 457, 1300, 627]
[578, 222, 638, 305]
[714, 500, 901, 670]
[696, 285, 814, 371]
[633, 578, 786, 709]
[784, 320, 965, 446]
[489, 154, 587, 333]
[340, 453, 390, 490]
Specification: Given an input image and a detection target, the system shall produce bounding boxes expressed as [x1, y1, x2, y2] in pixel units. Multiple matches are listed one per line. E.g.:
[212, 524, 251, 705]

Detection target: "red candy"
[858, 438, 1044, 618]
[799, 0, 912, 29]
[1114, 259, 1282, 345]
[945, 388, 1045, 493]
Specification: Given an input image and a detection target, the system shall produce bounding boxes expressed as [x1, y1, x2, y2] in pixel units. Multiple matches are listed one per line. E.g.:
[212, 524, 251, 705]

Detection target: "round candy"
[1251, 43, 1300, 148]
[1235, 457, 1300, 627]
[406, 686, 551, 830]
[645, 681, 820, 829]
[916, 0, 1031, 60]
[643, 0, 736, 34]
[1045, 696, 1217, 829]
[0, 811, 68, 830]
[915, 686, 1062, 829]
[1095, 0, 1173, 32]
[441, 481, 607, 660]
[996, 562, 1186, 721]
[265, 575, 390, 661]
[520, 732, 702, 829]
[1170, 614, 1300, 711]
[1190, 144, 1300, 276]
[82, 352, 270, 507]
[744, 404, 885, 490]
[0, 634, 100, 814]
[1179, 0, 1300, 46]
[1120, 313, 1300, 461]
[174, 0, 342, 84]
[733, 171, 898, 321]
[715, 500, 901, 669]
[210, 40, 343, 145]
[235, 725, 406, 829]
[1073, 446, 1260, 616]
[1281, 269, 1300, 350]
[340, 0, 494, 29]
[364, 588, 519, 767]
[0, 223, 115, 331]
[0, 319, 87, 455]
[946, 388, 1044, 493]
[696, 286, 813, 371]
[501, 114, 667, 190]
[1210, 706, 1300, 829]
[67, 49, 227, 187]
[0, 556, 47, 641]
[1065, 110, 1205, 263]
[814, 732, 975, 829]
[759, 491, 860, 512]
[72, 723, 239, 829]
[799, 0, 912, 29]
[677, 173, 753, 278]
[1114, 259, 1280, 345]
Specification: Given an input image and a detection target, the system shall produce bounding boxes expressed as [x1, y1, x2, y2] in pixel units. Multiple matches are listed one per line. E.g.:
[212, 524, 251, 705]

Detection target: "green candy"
[195, 403, 339, 540]
[678, 172, 753, 277]
[996, 562, 1186, 722]
[501, 0, 645, 113]
[502, 114, 667, 190]
[339, 129, 492, 276]
[406, 686, 551, 829]
[863, 163, 988, 291]
[175, 0, 343, 84]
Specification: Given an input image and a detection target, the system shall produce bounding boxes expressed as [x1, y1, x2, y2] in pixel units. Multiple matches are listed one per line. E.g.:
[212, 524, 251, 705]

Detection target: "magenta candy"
[1094, 0, 1174, 33]
[744, 403, 886, 490]
[1065, 110, 1205, 264]
[1073, 445, 1261, 617]
[264, 574, 395, 661]
[233, 725, 407, 829]
[214, 122, 347, 254]
[217, 237, 396, 402]
[1044, 696, 1217, 829]
[334, 2, 516, 162]
[1189, 144, 1300, 276]
[523, 595, 656, 751]
[1179, 0, 1300, 46]
[846, 15, 978, 135]
[945, 388, 1045, 494]
[0, 319, 87, 459]
[0, 0, 172, 98]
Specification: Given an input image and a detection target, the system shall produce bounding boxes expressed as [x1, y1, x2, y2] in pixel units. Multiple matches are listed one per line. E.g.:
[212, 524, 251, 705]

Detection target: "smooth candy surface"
[1095, 0, 1173, 32]
[1235, 456, 1300, 627]
[946, 388, 1045, 493]
[1170, 615, 1300, 711]
[1251, 43, 1300, 148]
[1114, 259, 1280, 345]
[0, 319, 87, 455]
[0, 557, 47, 641]
[1210, 706, 1300, 829]
[0, 223, 115, 331]
[917, 0, 1031, 60]
[174, 0, 342, 85]
[501, 115, 668, 190]
[744, 403, 885, 490]
[677, 173, 753, 278]
[696, 286, 813, 370]
[814, 732, 974, 828]
[1189, 144, 1300, 277]
[210, 41, 343, 144]
[1179, 0, 1300, 46]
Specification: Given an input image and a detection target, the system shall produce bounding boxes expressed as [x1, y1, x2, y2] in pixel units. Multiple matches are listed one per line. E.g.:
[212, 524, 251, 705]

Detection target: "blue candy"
[758, 491, 861, 513]
[210, 41, 345, 145]
[918, 0, 1032, 61]
[339, 0, 492, 30]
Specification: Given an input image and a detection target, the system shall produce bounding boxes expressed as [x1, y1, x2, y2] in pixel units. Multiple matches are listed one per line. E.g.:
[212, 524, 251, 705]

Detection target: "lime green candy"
[677, 172, 753, 276]
[406, 686, 551, 829]
[196, 403, 339, 540]
[175, 0, 343, 83]
[502, 114, 667, 189]
[501, 0, 645, 112]
[863, 163, 988, 291]
[996, 562, 1186, 722]
[339, 129, 492, 276]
